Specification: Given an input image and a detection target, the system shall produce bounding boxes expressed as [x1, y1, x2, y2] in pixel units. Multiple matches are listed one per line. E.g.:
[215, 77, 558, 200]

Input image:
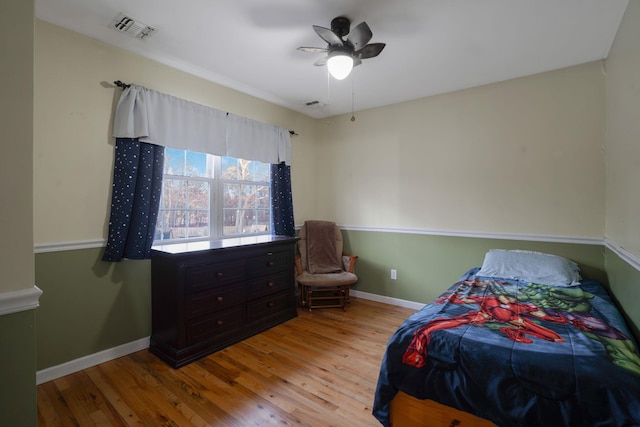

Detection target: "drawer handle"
[267, 261, 275, 267]
[267, 282, 274, 287]
[268, 302, 275, 308]
[216, 320, 223, 326]
[215, 272, 224, 278]
[216, 296, 224, 303]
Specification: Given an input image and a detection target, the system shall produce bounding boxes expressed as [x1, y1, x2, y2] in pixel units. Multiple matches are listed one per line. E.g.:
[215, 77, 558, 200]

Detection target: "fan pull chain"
[351, 71, 356, 122]
[326, 68, 332, 112]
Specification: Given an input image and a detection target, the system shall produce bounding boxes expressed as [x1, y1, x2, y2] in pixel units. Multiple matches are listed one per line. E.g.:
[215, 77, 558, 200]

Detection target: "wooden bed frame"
[389, 391, 497, 427]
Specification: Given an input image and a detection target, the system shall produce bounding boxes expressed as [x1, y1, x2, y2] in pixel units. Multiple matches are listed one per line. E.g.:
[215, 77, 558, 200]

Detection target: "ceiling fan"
[298, 16, 386, 80]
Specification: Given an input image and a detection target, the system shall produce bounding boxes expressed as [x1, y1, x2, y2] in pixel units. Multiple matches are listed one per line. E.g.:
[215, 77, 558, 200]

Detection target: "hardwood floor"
[37, 298, 416, 427]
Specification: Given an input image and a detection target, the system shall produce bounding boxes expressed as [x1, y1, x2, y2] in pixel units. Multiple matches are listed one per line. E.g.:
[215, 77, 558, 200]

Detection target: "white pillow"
[476, 249, 581, 287]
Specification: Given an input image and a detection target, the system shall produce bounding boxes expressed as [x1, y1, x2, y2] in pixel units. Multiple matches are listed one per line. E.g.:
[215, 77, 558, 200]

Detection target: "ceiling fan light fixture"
[327, 52, 353, 80]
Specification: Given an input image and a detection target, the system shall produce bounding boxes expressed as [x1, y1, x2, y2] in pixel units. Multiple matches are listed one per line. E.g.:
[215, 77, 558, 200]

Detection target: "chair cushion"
[304, 220, 343, 273]
[296, 271, 358, 287]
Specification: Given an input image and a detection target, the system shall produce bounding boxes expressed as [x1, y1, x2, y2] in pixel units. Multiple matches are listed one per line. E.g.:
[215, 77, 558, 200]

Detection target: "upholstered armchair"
[295, 220, 358, 311]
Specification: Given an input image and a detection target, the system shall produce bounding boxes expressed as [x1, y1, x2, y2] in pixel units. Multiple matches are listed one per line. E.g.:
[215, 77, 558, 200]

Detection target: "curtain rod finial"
[114, 80, 131, 89]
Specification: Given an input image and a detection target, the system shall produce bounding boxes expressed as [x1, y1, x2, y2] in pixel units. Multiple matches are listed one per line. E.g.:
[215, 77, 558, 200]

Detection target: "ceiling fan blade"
[313, 57, 328, 66]
[313, 25, 343, 46]
[353, 58, 363, 67]
[355, 43, 386, 59]
[347, 22, 372, 50]
[297, 47, 329, 53]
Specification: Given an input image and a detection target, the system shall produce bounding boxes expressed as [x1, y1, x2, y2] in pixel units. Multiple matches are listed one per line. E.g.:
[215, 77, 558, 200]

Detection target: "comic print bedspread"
[372, 268, 640, 427]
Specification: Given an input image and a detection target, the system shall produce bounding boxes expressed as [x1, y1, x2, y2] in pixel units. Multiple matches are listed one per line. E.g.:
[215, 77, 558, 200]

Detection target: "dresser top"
[151, 235, 298, 255]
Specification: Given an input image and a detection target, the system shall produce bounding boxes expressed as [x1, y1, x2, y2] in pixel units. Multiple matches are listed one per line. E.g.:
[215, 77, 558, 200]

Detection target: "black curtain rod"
[113, 80, 130, 89]
[113, 80, 297, 137]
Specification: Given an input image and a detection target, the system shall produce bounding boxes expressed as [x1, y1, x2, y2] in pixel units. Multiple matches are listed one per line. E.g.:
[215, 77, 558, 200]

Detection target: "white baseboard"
[350, 289, 425, 311]
[36, 336, 150, 385]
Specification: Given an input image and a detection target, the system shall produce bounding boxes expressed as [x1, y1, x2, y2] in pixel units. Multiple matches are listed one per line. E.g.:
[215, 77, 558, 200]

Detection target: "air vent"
[305, 100, 326, 109]
[111, 14, 157, 39]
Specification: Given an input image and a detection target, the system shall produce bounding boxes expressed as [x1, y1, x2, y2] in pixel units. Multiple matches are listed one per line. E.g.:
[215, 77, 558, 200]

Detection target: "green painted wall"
[35, 248, 151, 370]
[0, 310, 37, 426]
[605, 247, 640, 340]
[342, 230, 606, 304]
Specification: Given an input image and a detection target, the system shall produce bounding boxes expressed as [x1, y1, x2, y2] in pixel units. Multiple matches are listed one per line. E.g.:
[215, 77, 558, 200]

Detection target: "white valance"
[112, 84, 291, 165]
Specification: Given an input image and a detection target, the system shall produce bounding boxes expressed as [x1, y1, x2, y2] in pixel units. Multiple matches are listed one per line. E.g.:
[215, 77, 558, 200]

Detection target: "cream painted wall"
[1, 0, 34, 293]
[33, 20, 317, 244]
[33, 19, 608, 245]
[605, 0, 640, 258]
[316, 63, 605, 239]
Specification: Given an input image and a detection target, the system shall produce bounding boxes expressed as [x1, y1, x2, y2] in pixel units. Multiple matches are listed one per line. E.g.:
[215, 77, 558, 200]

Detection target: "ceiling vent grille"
[111, 14, 157, 39]
[305, 100, 326, 109]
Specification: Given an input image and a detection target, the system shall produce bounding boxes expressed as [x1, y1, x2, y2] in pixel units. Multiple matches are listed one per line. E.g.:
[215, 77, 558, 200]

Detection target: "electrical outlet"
[391, 269, 397, 280]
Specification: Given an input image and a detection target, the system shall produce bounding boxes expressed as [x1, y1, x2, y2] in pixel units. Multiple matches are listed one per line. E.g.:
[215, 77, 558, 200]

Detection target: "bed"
[373, 249, 640, 427]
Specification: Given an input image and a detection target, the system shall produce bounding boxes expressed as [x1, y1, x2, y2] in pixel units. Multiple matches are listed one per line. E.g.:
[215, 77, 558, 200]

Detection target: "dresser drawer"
[187, 284, 245, 318]
[187, 305, 245, 345]
[246, 251, 290, 278]
[185, 261, 244, 291]
[247, 291, 292, 322]
[246, 272, 291, 300]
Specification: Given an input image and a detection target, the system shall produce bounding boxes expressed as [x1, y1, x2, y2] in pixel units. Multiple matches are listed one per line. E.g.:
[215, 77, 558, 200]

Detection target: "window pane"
[221, 157, 269, 182]
[155, 213, 167, 240]
[164, 148, 185, 175]
[187, 210, 209, 238]
[158, 175, 212, 241]
[162, 179, 186, 209]
[221, 157, 239, 180]
[162, 209, 185, 239]
[223, 209, 270, 235]
[221, 208, 271, 236]
[185, 151, 207, 177]
[156, 210, 180, 240]
[243, 210, 256, 229]
[187, 181, 209, 209]
[255, 185, 270, 208]
[254, 209, 270, 232]
[256, 209, 270, 226]
[224, 183, 241, 209]
[235, 159, 250, 181]
[253, 162, 270, 181]
[164, 149, 212, 178]
[223, 209, 240, 235]
[242, 185, 256, 209]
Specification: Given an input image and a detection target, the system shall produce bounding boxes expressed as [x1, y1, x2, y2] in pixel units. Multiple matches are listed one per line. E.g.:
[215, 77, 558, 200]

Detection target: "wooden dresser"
[149, 235, 299, 368]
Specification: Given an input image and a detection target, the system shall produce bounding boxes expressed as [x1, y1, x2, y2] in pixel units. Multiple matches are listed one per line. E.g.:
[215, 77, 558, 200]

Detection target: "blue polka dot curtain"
[270, 162, 295, 236]
[102, 138, 164, 262]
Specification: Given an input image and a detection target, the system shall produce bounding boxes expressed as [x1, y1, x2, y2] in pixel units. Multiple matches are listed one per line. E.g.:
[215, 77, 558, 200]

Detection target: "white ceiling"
[35, 0, 629, 119]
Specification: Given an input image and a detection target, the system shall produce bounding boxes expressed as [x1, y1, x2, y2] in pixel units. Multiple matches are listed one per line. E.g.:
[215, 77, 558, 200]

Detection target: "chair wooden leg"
[306, 287, 313, 312]
[300, 284, 353, 312]
[298, 284, 303, 306]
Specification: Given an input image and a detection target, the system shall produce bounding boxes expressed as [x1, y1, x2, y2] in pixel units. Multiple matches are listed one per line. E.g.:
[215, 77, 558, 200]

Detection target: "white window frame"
[155, 149, 271, 244]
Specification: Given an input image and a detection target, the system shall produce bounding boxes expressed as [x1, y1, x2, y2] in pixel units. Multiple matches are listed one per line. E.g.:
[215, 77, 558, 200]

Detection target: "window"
[155, 148, 271, 242]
